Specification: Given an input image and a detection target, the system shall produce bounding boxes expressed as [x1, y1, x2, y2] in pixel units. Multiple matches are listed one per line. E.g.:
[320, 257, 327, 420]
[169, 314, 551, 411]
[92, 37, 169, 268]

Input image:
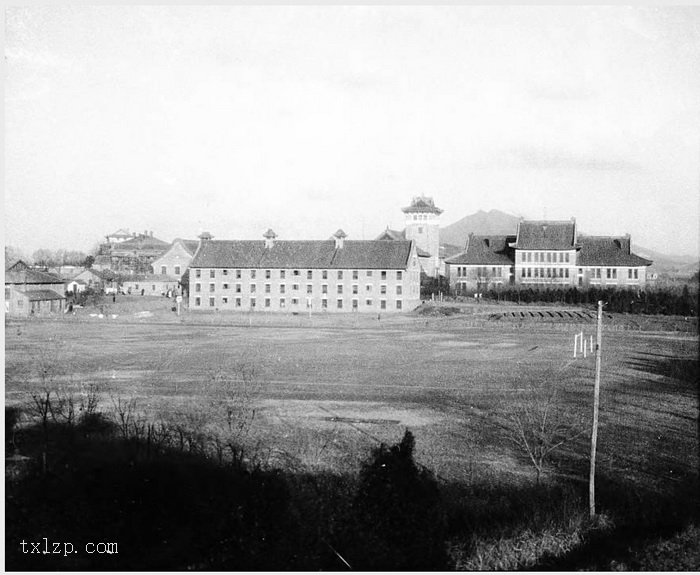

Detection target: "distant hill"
[440, 209, 520, 248]
[631, 244, 698, 277]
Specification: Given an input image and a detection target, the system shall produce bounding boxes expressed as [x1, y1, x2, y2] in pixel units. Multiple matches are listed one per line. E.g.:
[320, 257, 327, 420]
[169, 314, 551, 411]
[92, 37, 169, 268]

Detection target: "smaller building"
[66, 279, 88, 294]
[5, 262, 67, 316]
[150, 238, 199, 278]
[72, 268, 118, 293]
[120, 274, 181, 296]
[446, 234, 516, 293]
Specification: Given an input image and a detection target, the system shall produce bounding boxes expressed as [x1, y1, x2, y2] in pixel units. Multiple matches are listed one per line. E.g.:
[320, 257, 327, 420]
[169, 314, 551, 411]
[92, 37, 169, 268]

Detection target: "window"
[265, 284, 271, 293]
[195, 283, 201, 292]
[209, 297, 215, 307]
[352, 270, 358, 280]
[280, 270, 286, 279]
[380, 285, 387, 294]
[322, 270, 328, 279]
[195, 297, 201, 306]
[366, 299, 373, 306]
[396, 300, 402, 310]
[265, 298, 271, 308]
[152, 285, 156, 291]
[606, 268, 612, 279]
[396, 285, 402, 295]
[161, 266, 167, 275]
[634, 269, 638, 279]
[293, 270, 300, 276]
[292, 298, 299, 305]
[307, 284, 313, 294]
[565, 269, 569, 278]
[280, 298, 286, 308]
[352, 284, 358, 294]
[265, 270, 271, 279]
[210, 269, 215, 278]
[547, 253, 552, 263]
[366, 285, 372, 292]
[527, 268, 532, 278]
[174, 266, 181, 275]
[235, 284, 241, 293]
[521, 268, 526, 277]
[337, 299, 343, 309]
[418, 226, 423, 233]
[527, 253, 532, 262]
[222, 297, 228, 304]
[559, 253, 564, 263]
[235, 297, 241, 307]
[337, 285, 343, 294]
[293, 283, 299, 291]
[534, 253, 539, 263]
[396, 271, 402, 281]
[366, 270, 373, 277]
[521, 253, 526, 262]
[352, 299, 358, 310]
[307, 270, 313, 280]
[209, 283, 215, 292]
[250, 298, 256, 308]
[565, 253, 570, 263]
[380, 300, 386, 310]
[250, 284, 256, 293]
[223, 283, 229, 289]
[321, 299, 327, 309]
[223, 269, 228, 276]
[196, 269, 201, 278]
[280, 284, 286, 294]
[612, 269, 617, 279]
[534, 268, 539, 278]
[322, 284, 328, 294]
[337, 271, 343, 280]
[250, 270, 256, 279]
[236, 270, 241, 279]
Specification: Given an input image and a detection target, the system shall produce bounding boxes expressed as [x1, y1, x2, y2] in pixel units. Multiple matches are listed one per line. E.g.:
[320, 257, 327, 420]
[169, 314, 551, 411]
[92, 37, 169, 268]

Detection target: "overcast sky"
[5, 5, 700, 257]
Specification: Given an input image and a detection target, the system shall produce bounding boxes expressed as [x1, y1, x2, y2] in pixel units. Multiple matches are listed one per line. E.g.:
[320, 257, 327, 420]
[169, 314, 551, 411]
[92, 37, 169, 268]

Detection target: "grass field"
[6, 301, 698, 487]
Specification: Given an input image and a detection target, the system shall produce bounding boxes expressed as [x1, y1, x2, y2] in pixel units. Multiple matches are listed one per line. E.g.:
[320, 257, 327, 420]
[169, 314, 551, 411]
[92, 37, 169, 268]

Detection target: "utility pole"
[589, 300, 604, 518]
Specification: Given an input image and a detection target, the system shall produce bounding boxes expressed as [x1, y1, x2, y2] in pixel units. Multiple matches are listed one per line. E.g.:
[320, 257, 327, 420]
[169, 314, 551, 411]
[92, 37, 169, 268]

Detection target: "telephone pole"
[589, 300, 604, 518]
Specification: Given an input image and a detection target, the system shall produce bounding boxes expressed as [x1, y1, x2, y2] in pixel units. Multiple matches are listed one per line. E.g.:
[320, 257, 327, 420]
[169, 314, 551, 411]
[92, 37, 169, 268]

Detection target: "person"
[141, 288, 145, 296]
[112, 293, 116, 303]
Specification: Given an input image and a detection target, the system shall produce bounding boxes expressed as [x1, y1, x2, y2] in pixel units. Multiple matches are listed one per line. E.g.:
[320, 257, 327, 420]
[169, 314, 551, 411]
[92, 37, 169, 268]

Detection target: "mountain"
[440, 209, 520, 248]
[631, 245, 698, 277]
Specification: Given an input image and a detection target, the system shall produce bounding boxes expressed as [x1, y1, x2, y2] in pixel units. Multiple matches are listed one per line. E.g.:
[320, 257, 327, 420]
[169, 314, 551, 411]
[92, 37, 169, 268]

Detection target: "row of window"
[195, 283, 404, 295]
[521, 267, 571, 279]
[193, 297, 404, 310]
[194, 269, 403, 281]
[160, 266, 182, 275]
[519, 252, 571, 263]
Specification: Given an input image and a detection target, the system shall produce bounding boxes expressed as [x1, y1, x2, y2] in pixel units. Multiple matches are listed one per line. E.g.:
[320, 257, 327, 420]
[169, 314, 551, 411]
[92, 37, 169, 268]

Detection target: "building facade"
[150, 239, 199, 278]
[188, 230, 421, 313]
[5, 262, 66, 316]
[446, 219, 652, 292]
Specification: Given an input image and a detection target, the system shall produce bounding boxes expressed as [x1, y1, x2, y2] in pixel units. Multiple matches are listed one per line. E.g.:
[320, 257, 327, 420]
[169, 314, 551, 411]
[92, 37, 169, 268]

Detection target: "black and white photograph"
[4, 4, 699, 571]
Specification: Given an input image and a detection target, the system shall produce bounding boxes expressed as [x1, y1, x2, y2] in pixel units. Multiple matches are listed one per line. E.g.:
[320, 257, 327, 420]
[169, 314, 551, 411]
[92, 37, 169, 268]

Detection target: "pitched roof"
[191, 239, 414, 270]
[513, 220, 577, 250]
[446, 235, 516, 265]
[376, 228, 406, 241]
[172, 239, 200, 255]
[577, 235, 653, 267]
[115, 234, 170, 251]
[5, 269, 65, 285]
[401, 196, 443, 215]
[107, 228, 132, 238]
[6, 260, 30, 272]
[19, 289, 66, 301]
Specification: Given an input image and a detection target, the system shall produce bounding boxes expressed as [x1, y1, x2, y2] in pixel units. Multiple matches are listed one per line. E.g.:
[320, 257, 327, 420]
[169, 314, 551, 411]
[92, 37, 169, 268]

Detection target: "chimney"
[198, 231, 213, 243]
[333, 229, 347, 249]
[263, 228, 277, 249]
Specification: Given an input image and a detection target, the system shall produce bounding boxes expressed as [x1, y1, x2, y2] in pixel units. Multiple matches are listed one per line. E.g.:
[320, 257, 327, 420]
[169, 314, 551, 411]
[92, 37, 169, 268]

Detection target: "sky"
[5, 5, 700, 258]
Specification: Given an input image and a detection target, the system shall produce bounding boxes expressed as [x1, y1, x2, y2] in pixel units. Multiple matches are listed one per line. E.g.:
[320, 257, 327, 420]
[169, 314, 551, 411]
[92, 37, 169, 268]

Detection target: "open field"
[6, 305, 698, 489]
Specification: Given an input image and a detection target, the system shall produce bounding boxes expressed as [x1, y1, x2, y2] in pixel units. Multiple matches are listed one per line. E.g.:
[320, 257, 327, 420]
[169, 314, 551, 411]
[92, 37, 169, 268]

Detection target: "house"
[445, 219, 653, 291]
[188, 229, 422, 313]
[105, 228, 134, 244]
[97, 230, 171, 273]
[5, 261, 66, 316]
[120, 274, 181, 296]
[72, 268, 118, 293]
[150, 238, 200, 278]
[66, 279, 88, 294]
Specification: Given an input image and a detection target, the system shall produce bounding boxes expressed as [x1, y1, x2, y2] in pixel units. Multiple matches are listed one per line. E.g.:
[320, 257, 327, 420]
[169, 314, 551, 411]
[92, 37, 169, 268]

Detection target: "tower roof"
[401, 196, 443, 215]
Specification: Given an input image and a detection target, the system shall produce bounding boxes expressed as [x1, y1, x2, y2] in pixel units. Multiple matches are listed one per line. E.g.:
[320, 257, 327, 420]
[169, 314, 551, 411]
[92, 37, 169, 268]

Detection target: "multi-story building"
[97, 230, 170, 273]
[150, 238, 200, 278]
[5, 260, 66, 316]
[446, 219, 652, 292]
[188, 229, 421, 313]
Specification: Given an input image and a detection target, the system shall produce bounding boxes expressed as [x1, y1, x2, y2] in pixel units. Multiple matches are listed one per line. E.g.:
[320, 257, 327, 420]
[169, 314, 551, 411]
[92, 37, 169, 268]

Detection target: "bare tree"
[505, 380, 587, 484]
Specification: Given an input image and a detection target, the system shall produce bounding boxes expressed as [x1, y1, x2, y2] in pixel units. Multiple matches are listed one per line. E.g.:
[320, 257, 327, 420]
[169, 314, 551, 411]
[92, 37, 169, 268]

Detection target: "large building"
[97, 230, 171, 273]
[446, 219, 652, 292]
[188, 229, 422, 313]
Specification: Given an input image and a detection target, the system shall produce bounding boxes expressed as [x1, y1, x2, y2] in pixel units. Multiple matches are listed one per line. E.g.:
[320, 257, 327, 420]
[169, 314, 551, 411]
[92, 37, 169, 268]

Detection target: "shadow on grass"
[6, 413, 698, 571]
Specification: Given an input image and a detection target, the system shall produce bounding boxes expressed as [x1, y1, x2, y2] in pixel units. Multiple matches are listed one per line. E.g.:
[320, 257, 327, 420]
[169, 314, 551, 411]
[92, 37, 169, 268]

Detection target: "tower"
[402, 196, 442, 277]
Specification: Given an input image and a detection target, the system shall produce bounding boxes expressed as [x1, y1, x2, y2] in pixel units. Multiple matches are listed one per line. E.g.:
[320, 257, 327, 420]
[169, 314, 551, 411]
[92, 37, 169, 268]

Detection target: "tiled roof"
[20, 289, 66, 301]
[446, 235, 516, 265]
[6, 260, 30, 272]
[121, 273, 181, 282]
[415, 247, 431, 258]
[191, 240, 414, 270]
[577, 236, 653, 267]
[440, 243, 464, 260]
[401, 196, 443, 215]
[5, 269, 65, 285]
[108, 228, 132, 238]
[513, 220, 576, 250]
[116, 235, 170, 250]
[376, 228, 406, 241]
